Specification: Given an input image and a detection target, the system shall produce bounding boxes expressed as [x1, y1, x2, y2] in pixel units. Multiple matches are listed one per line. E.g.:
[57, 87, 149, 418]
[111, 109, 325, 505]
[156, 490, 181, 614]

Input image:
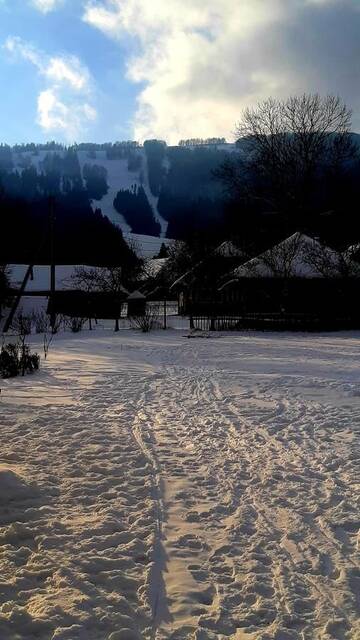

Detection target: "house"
[219, 232, 360, 324]
[6, 264, 129, 322]
[170, 241, 248, 315]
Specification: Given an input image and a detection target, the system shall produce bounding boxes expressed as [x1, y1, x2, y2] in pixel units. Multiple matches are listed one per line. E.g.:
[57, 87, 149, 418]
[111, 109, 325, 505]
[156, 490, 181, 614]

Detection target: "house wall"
[180, 279, 360, 318]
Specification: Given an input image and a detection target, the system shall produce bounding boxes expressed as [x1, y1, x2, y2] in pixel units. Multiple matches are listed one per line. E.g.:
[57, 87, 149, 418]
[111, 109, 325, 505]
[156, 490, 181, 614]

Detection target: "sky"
[0, 0, 359, 145]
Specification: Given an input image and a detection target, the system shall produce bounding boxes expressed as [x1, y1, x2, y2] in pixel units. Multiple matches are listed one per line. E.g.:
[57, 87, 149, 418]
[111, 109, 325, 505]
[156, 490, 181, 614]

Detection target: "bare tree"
[239, 233, 305, 279]
[69, 267, 128, 331]
[222, 94, 356, 213]
[11, 312, 32, 376]
[70, 266, 126, 296]
[304, 240, 360, 279]
[129, 303, 161, 332]
[237, 232, 360, 280]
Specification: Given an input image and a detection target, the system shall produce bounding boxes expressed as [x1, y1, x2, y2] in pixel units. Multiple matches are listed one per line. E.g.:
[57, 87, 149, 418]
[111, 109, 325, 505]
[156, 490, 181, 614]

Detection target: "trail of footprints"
[0, 375, 158, 640]
[1, 344, 359, 640]
[136, 364, 360, 639]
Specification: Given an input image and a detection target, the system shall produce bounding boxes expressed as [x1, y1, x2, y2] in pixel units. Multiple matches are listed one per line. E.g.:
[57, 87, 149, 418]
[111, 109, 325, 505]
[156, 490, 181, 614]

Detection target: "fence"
[191, 313, 360, 332]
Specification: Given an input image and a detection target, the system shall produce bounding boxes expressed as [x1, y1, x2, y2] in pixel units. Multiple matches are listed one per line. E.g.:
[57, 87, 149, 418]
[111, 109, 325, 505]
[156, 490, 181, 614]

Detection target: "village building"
[219, 233, 360, 327]
[5, 264, 129, 326]
[170, 241, 247, 315]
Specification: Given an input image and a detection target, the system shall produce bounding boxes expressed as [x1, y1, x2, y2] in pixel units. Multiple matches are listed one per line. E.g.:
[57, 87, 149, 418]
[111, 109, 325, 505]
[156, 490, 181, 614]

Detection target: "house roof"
[142, 258, 168, 280]
[127, 290, 146, 300]
[344, 243, 360, 261]
[170, 241, 247, 290]
[213, 241, 246, 258]
[221, 233, 360, 286]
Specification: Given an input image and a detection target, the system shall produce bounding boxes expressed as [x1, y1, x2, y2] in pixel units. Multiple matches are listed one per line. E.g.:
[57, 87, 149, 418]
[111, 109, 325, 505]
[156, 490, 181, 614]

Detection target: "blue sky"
[0, 0, 139, 143]
[0, 0, 359, 145]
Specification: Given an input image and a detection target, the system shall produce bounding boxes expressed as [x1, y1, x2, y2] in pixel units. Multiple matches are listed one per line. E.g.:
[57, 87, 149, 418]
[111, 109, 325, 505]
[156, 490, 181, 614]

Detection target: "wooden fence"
[191, 313, 360, 332]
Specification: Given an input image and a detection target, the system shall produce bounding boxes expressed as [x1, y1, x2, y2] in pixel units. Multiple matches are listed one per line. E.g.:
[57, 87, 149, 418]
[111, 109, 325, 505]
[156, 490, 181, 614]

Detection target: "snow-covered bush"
[130, 304, 162, 332]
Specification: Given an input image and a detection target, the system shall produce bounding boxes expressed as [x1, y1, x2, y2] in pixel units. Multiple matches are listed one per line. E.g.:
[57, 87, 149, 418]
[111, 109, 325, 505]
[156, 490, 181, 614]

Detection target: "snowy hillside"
[2, 142, 242, 257]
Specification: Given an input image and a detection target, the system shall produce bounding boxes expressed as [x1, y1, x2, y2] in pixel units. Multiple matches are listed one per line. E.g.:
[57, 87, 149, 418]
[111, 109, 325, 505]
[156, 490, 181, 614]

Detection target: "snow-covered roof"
[226, 233, 360, 281]
[344, 243, 360, 261]
[213, 241, 246, 258]
[171, 241, 247, 289]
[143, 258, 168, 279]
[171, 267, 195, 289]
[127, 290, 146, 300]
[8, 265, 101, 293]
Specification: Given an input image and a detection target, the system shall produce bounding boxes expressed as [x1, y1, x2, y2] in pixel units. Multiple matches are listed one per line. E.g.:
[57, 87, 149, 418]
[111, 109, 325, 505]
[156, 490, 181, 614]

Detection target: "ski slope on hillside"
[78, 150, 133, 233]
[77, 149, 168, 242]
[77, 150, 170, 256]
[1, 330, 359, 639]
[8, 149, 171, 258]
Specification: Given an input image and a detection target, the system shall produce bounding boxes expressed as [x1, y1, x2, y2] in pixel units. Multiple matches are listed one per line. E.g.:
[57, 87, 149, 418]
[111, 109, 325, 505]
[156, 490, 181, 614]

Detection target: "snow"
[78, 150, 134, 233]
[77, 149, 169, 245]
[142, 258, 168, 279]
[1, 329, 359, 639]
[9, 149, 172, 259]
[232, 232, 360, 279]
[214, 241, 246, 258]
[139, 149, 168, 239]
[127, 290, 146, 300]
[123, 234, 173, 259]
[8, 265, 98, 293]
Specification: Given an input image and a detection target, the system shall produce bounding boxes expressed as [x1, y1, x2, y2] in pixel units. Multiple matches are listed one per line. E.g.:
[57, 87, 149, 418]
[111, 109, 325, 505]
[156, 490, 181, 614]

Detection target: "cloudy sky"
[0, 0, 359, 144]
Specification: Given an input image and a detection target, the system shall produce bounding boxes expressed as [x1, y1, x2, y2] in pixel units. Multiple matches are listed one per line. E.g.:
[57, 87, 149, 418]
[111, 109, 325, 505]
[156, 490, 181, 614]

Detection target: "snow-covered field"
[0, 330, 359, 640]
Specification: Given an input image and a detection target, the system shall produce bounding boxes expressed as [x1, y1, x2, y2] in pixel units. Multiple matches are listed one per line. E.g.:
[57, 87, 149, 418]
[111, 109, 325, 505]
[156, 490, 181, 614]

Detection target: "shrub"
[0, 342, 40, 378]
[66, 317, 86, 333]
[130, 305, 161, 332]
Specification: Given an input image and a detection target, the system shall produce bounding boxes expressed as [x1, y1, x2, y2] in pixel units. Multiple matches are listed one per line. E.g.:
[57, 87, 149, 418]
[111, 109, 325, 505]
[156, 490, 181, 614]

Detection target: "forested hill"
[1, 136, 360, 264]
[0, 140, 239, 248]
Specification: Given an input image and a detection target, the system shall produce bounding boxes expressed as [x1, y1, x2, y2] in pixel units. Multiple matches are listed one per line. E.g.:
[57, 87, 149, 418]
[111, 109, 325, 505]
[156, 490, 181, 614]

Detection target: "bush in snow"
[67, 317, 86, 333]
[0, 342, 40, 378]
[130, 304, 161, 333]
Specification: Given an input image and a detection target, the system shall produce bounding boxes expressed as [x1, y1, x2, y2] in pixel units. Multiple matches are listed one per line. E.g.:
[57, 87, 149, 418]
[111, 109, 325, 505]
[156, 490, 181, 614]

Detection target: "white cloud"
[38, 89, 96, 137]
[3, 36, 96, 139]
[83, 0, 360, 142]
[46, 56, 90, 91]
[30, 0, 64, 13]
[4, 36, 90, 91]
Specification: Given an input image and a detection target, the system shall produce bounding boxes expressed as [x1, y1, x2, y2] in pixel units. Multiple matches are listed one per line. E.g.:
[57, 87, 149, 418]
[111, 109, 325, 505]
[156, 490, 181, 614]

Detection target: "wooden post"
[3, 265, 34, 333]
[49, 197, 56, 334]
[163, 298, 167, 330]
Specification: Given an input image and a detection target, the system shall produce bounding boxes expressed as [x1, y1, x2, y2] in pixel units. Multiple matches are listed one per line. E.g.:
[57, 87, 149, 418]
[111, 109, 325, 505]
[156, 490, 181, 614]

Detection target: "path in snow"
[0, 331, 359, 639]
[0, 339, 157, 639]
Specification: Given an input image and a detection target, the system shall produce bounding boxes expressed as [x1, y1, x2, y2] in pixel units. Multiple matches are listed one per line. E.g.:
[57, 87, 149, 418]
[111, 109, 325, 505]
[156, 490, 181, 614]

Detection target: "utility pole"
[163, 296, 167, 330]
[49, 196, 56, 333]
[3, 265, 34, 333]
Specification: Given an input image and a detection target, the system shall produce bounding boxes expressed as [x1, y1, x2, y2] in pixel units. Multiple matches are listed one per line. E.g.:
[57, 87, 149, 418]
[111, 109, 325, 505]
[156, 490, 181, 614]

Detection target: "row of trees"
[114, 185, 161, 236]
[146, 94, 360, 286]
[178, 138, 226, 147]
[0, 187, 141, 276]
